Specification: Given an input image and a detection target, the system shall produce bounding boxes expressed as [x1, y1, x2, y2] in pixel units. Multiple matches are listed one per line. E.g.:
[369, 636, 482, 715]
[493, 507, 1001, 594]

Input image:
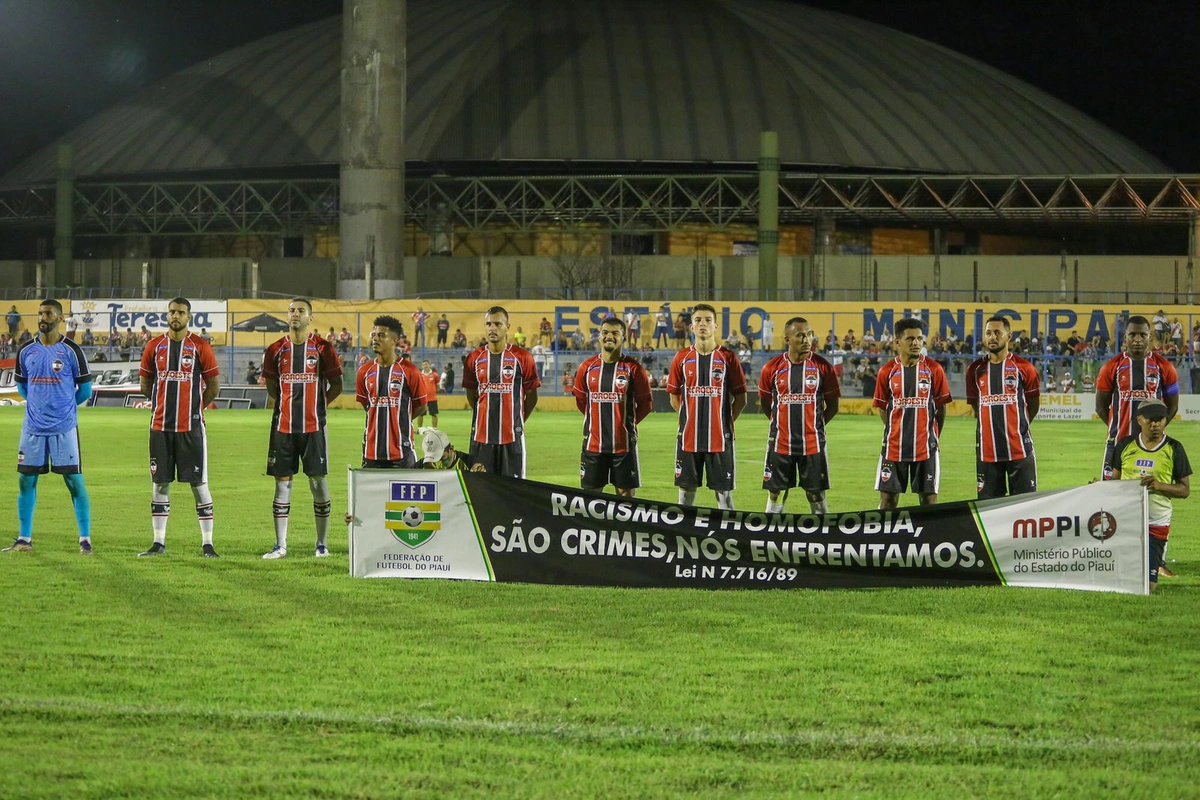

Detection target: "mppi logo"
[385, 480, 440, 548]
[1011, 513, 1114, 539]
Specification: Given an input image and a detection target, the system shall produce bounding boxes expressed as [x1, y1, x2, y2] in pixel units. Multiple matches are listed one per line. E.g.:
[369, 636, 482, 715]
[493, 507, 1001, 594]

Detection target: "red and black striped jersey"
[261, 333, 342, 433]
[757, 352, 840, 456]
[666, 346, 747, 453]
[1096, 352, 1179, 440]
[462, 344, 540, 445]
[356, 358, 427, 462]
[964, 354, 1039, 462]
[572, 354, 653, 454]
[873, 356, 951, 462]
[139, 333, 219, 433]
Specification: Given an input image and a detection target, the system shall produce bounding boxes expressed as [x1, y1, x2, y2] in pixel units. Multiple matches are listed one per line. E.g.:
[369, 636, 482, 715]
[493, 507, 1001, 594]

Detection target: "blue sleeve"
[17, 382, 27, 399]
[75, 381, 92, 405]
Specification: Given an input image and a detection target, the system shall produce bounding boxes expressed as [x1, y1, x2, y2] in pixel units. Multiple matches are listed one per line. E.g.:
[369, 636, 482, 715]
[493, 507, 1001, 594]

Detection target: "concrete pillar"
[1188, 216, 1197, 304]
[756, 132, 779, 302]
[54, 144, 74, 290]
[1058, 251, 1068, 302]
[338, 0, 405, 299]
[931, 228, 942, 302]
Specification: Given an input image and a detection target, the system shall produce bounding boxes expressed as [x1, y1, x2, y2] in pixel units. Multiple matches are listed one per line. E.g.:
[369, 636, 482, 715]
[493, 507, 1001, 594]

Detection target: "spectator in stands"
[842, 329, 857, 351]
[65, 313, 78, 341]
[1061, 371, 1075, 393]
[1152, 309, 1169, 346]
[562, 365, 574, 394]
[107, 327, 119, 359]
[538, 317, 553, 346]
[641, 341, 653, 363]
[1170, 317, 1183, 350]
[138, 325, 150, 345]
[760, 313, 775, 352]
[824, 330, 836, 353]
[337, 327, 353, 354]
[199, 328, 213, 344]
[512, 326, 527, 347]
[530, 342, 548, 379]
[81, 328, 94, 349]
[436, 314, 450, 348]
[411, 307, 428, 348]
[1065, 330, 1081, 356]
[1045, 332, 1060, 353]
[879, 326, 893, 354]
[858, 359, 877, 398]
[673, 312, 687, 348]
[5, 305, 18, 337]
[17, 329, 32, 347]
[654, 304, 672, 348]
[245, 361, 260, 384]
[452, 328, 467, 348]
[442, 362, 455, 394]
[0, 333, 9, 358]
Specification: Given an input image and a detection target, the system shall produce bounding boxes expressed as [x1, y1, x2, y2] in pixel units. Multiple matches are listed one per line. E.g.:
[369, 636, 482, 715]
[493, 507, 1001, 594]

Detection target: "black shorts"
[1102, 438, 1117, 480]
[149, 428, 208, 484]
[580, 449, 640, 491]
[436, 330, 448, 345]
[976, 456, 1037, 499]
[1149, 537, 1166, 582]
[875, 452, 940, 495]
[675, 439, 735, 491]
[267, 429, 329, 477]
[362, 455, 418, 469]
[422, 400, 439, 416]
[469, 440, 524, 479]
[762, 447, 829, 493]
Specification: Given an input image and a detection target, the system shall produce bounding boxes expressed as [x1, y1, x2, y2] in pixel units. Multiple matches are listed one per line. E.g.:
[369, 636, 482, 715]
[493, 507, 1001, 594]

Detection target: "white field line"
[3, 696, 1198, 754]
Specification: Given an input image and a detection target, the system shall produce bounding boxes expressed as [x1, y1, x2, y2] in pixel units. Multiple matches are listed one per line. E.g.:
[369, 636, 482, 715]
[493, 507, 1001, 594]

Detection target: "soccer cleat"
[1159, 564, 1177, 578]
[79, 539, 93, 555]
[2, 538, 32, 552]
[202, 544, 220, 559]
[262, 545, 287, 560]
[138, 542, 165, 557]
[314, 544, 330, 558]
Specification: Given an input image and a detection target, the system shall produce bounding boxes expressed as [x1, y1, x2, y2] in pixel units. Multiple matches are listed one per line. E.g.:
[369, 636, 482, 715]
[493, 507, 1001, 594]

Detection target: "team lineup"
[6, 299, 1190, 588]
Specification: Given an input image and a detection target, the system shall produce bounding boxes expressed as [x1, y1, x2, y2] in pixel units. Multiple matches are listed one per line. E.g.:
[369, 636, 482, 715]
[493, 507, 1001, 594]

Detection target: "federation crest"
[385, 481, 440, 548]
[1087, 510, 1118, 541]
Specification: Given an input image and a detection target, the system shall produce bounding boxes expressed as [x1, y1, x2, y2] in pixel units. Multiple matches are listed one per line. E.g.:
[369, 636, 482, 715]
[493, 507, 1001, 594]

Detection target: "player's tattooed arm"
[325, 374, 343, 404]
[730, 391, 746, 422]
[1095, 389, 1113, 426]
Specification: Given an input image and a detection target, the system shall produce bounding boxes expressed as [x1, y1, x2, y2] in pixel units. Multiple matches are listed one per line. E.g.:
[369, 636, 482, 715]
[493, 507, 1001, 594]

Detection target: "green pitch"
[0, 407, 1196, 797]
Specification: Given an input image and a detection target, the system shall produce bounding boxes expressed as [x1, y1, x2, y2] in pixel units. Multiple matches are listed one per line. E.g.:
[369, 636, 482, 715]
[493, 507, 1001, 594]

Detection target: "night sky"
[0, 0, 1196, 176]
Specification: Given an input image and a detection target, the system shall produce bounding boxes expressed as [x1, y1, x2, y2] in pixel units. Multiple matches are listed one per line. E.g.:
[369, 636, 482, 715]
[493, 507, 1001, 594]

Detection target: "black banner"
[465, 473, 1001, 589]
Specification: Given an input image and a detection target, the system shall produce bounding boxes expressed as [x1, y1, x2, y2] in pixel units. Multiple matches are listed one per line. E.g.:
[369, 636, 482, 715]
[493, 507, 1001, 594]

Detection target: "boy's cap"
[1137, 399, 1168, 420]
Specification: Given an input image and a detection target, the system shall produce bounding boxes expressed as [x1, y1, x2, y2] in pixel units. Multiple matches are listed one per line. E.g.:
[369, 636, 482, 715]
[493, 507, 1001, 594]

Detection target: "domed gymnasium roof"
[2, 0, 1167, 185]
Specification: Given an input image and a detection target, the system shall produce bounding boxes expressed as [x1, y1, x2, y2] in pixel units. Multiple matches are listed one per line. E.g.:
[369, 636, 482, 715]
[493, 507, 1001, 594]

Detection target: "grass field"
[0, 405, 1197, 797]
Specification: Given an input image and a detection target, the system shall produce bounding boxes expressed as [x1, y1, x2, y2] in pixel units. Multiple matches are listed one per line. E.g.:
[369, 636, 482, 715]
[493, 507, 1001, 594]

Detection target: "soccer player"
[1096, 315, 1178, 479]
[1106, 399, 1190, 592]
[964, 316, 1040, 499]
[415, 359, 440, 428]
[667, 303, 747, 510]
[758, 317, 840, 514]
[462, 306, 540, 478]
[572, 316, 653, 497]
[355, 315, 426, 468]
[873, 318, 951, 509]
[136, 297, 221, 558]
[4, 299, 94, 554]
[260, 298, 343, 558]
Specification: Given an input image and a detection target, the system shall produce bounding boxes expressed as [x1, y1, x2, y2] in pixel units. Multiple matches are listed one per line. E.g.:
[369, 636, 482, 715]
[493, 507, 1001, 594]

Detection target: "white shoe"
[314, 544, 330, 558]
[262, 545, 287, 560]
